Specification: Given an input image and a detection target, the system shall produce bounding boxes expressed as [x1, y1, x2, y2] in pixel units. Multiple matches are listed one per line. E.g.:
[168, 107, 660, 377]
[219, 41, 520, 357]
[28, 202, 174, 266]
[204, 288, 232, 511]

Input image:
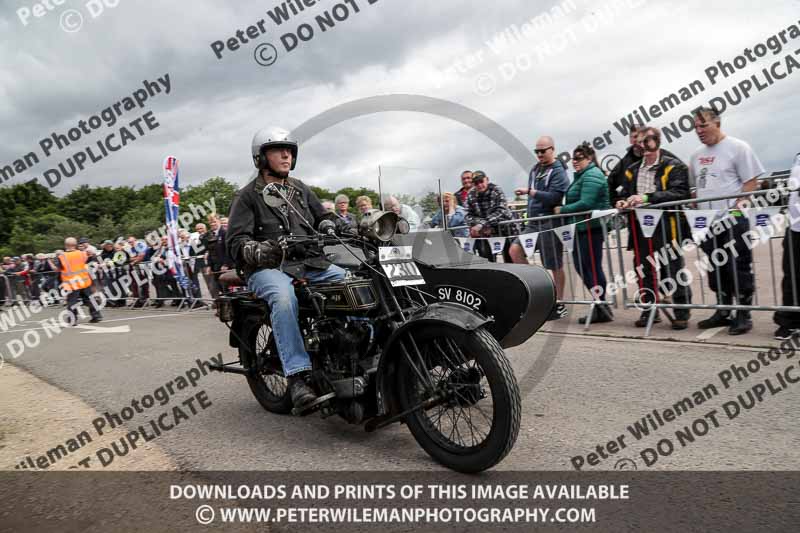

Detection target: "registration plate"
[379, 246, 425, 287]
[436, 285, 485, 312]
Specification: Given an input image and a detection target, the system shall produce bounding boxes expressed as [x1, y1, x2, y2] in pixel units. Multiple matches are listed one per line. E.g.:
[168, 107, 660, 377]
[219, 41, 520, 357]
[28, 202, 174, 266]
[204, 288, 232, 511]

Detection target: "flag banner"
[488, 237, 505, 255]
[743, 206, 783, 234]
[635, 209, 665, 239]
[555, 224, 576, 252]
[519, 232, 539, 259]
[455, 238, 475, 253]
[162, 156, 190, 290]
[684, 209, 719, 243]
[591, 208, 618, 220]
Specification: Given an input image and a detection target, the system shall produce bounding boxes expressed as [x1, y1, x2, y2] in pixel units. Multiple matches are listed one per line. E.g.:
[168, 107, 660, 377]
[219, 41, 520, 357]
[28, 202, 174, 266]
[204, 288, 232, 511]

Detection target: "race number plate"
[378, 246, 425, 287]
[435, 285, 486, 312]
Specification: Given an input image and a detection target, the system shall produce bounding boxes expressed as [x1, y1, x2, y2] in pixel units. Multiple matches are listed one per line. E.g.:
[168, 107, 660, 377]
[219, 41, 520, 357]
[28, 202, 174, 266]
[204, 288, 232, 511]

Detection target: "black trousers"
[66, 287, 102, 322]
[699, 217, 754, 300]
[775, 229, 800, 329]
[632, 218, 692, 319]
[572, 229, 608, 300]
[474, 238, 512, 263]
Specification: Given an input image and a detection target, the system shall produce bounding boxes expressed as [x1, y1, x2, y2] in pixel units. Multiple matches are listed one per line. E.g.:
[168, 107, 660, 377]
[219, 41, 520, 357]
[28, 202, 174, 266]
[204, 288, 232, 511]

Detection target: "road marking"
[696, 327, 726, 341]
[0, 310, 212, 335]
[75, 324, 131, 334]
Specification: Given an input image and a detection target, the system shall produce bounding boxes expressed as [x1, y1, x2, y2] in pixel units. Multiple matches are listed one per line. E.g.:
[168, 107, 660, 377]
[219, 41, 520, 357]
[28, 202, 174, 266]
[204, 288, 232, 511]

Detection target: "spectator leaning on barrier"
[430, 192, 468, 237]
[146, 235, 182, 307]
[555, 143, 614, 325]
[509, 136, 570, 321]
[204, 214, 233, 280]
[355, 195, 373, 215]
[773, 152, 800, 340]
[52, 237, 102, 324]
[193, 223, 217, 300]
[334, 194, 358, 230]
[99, 240, 123, 308]
[0, 256, 9, 304]
[465, 171, 514, 263]
[607, 124, 644, 205]
[384, 195, 421, 231]
[455, 170, 473, 208]
[126, 235, 150, 308]
[618, 126, 693, 330]
[690, 106, 765, 336]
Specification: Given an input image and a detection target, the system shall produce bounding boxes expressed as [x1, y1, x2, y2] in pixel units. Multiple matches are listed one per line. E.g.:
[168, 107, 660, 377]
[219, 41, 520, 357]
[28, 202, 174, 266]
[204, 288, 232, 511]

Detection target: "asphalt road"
[2, 305, 798, 472]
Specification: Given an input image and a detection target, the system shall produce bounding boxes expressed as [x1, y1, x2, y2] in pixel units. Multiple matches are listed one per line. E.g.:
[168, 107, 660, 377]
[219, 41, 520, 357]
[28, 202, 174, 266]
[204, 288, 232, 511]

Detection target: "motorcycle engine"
[305, 318, 374, 375]
[305, 317, 375, 424]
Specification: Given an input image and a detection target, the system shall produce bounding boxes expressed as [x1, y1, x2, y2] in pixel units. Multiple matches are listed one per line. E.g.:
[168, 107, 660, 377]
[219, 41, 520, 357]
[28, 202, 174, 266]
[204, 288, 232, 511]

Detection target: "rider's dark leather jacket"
[227, 174, 338, 279]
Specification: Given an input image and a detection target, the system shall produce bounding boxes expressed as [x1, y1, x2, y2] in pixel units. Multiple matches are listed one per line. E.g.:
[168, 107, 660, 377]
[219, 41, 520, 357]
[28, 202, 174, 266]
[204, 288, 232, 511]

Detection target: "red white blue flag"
[163, 156, 189, 289]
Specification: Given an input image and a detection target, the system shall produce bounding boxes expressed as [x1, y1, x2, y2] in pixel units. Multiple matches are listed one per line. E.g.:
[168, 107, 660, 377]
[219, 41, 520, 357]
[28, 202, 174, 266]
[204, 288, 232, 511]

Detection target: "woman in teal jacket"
[554, 143, 613, 324]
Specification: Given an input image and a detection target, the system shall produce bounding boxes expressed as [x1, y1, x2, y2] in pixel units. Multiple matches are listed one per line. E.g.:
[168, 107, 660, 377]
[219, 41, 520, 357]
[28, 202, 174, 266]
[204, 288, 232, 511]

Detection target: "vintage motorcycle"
[210, 187, 555, 473]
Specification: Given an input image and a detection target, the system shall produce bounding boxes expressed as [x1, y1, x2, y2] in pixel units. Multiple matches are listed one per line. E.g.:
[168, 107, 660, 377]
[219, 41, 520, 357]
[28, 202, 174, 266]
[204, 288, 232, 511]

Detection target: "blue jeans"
[247, 265, 346, 376]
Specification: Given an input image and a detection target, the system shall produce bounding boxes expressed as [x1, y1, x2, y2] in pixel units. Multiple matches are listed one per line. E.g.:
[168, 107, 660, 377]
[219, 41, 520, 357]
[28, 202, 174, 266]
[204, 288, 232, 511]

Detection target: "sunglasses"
[572, 155, 587, 162]
[534, 146, 553, 155]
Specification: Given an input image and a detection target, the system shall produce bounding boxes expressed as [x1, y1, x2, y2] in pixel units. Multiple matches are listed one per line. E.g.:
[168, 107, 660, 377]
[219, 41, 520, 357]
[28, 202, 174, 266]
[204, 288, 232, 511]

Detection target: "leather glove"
[242, 240, 283, 269]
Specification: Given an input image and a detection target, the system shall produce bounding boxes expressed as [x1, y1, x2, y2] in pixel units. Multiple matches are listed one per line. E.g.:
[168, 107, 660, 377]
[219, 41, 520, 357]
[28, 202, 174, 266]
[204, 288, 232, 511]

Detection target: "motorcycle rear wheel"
[395, 325, 521, 473]
[240, 322, 293, 414]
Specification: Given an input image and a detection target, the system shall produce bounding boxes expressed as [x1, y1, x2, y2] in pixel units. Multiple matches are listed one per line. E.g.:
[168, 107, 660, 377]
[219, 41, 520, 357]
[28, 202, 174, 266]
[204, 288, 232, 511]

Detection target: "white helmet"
[251, 127, 298, 170]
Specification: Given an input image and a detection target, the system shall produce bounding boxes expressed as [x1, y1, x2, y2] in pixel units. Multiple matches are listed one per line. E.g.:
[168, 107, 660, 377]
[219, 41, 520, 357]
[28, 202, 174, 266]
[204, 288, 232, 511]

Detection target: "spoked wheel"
[395, 325, 521, 473]
[240, 322, 293, 414]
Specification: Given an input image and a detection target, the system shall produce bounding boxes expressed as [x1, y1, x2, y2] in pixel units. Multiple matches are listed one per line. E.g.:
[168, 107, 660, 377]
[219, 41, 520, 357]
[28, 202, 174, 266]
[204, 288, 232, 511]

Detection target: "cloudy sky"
[2, 0, 799, 202]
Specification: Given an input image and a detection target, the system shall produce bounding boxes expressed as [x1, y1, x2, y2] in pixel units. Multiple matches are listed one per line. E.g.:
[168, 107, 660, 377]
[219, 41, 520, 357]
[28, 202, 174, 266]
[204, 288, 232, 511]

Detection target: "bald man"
[509, 136, 570, 320]
[53, 237, 102, 324]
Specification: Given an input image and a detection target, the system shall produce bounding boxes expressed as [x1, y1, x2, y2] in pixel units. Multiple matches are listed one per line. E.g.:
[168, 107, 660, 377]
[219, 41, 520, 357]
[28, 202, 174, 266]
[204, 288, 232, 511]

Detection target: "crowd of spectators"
[0, 213, 234, 310]
[443, 107, 799, 339]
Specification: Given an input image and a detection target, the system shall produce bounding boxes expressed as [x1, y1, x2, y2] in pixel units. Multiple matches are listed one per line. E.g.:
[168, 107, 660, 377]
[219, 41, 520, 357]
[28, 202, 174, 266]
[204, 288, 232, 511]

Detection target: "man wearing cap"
[465, 171, 514, 262]
[52, 237, 102, 324]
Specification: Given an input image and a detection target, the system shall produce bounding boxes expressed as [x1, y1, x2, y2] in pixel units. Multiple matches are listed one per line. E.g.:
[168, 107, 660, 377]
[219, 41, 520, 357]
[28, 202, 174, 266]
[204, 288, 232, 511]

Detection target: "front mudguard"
[374, 302, 491, 417]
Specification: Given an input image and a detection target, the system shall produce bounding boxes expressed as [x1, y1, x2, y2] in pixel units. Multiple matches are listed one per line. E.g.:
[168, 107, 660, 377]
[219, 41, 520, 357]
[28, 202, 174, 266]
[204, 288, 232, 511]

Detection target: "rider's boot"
[288, 371, 317, 409]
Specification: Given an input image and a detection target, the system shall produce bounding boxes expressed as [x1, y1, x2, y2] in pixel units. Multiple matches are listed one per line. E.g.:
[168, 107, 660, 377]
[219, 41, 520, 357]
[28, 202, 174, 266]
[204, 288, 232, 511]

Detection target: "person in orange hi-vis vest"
[54, 237, 102, 325]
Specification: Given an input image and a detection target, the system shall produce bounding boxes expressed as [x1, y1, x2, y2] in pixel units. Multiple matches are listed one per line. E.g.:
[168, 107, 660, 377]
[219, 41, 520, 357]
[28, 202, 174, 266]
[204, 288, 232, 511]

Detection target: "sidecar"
[327, 229, 555, 348]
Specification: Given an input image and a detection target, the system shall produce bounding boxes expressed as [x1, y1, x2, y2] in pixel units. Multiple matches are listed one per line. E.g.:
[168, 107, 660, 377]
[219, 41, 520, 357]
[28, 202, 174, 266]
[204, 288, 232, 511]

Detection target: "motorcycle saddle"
[219, 270, 244, 288]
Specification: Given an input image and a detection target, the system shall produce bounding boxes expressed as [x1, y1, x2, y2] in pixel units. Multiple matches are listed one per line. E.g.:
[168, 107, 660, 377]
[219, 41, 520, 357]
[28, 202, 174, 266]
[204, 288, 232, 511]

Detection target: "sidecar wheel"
[240, 322, 293, 415]
[395, 326, 521, 473]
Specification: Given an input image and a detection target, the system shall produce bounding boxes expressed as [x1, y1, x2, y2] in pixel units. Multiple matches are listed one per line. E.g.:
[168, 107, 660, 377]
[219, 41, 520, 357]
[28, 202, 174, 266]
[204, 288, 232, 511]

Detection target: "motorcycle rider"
[227, 127, 347, 410]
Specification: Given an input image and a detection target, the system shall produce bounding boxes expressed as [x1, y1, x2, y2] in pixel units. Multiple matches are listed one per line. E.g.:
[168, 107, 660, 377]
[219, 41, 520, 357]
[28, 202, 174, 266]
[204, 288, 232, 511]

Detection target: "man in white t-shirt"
[690, 106, 765, 335]
[773, 153, 800, 340]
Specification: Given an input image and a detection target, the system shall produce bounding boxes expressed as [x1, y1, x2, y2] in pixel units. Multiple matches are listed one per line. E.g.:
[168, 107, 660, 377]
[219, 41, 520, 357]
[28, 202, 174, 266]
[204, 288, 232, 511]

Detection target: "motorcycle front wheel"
[395, 325, 521, 473]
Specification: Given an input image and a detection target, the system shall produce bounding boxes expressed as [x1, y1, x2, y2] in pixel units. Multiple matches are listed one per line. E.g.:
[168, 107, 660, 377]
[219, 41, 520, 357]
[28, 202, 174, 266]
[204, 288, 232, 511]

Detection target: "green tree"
[181, 176, 239, 218]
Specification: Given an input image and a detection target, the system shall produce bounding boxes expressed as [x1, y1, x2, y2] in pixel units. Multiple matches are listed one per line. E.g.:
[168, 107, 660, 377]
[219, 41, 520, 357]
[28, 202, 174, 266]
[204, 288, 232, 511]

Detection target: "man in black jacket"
[608, 125, 644, 204]
[227, 127, 346, 410]
[618, 126, 692, 329]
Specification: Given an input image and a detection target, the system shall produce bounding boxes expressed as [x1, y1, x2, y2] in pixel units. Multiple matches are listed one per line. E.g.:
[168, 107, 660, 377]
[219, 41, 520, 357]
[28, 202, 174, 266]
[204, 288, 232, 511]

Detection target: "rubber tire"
[396, 325, 521, 473]
[239, 321, 293, 415]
